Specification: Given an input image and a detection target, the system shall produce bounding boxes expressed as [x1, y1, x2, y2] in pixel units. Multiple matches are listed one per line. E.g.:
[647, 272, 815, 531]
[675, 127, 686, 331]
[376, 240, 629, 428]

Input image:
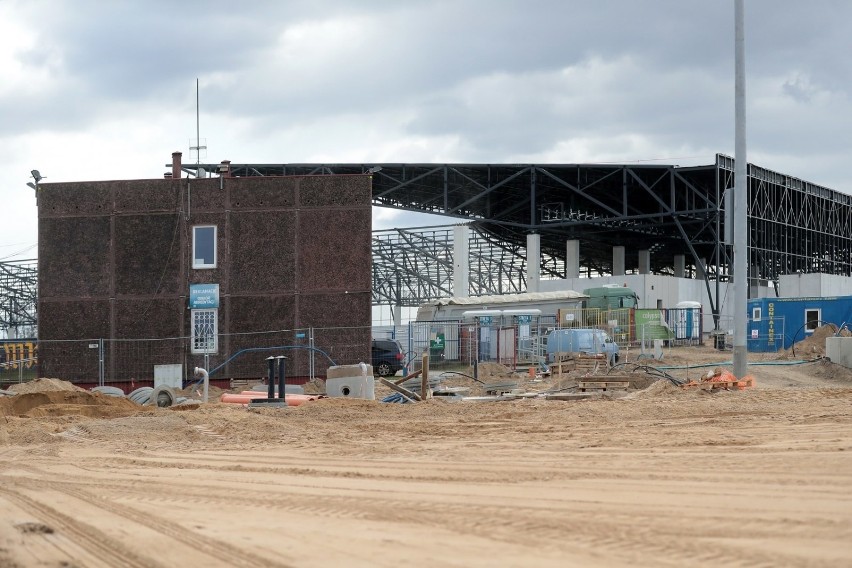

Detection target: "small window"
[805, 309, 820, 333]
[192, 309, 218, 353]
[752, 307, 762, 321]
[193, 225, 217, 269]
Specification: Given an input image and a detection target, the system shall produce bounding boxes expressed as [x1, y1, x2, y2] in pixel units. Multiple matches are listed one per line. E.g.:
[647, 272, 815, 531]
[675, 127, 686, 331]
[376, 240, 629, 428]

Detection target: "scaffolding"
[0, 259, 37, 338]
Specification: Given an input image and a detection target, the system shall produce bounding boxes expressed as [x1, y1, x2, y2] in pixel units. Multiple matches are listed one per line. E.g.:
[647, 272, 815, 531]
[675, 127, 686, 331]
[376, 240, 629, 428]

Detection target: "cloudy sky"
[2, 0, 850, 262]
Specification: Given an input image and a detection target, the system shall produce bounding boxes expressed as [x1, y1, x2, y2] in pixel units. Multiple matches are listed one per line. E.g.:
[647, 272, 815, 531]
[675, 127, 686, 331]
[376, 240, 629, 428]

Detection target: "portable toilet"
[672, 301, 702, 340]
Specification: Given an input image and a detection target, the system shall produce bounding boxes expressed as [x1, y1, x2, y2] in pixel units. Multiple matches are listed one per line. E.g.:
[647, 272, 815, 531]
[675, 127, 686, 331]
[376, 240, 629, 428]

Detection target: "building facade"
[37, 162, 372, 384]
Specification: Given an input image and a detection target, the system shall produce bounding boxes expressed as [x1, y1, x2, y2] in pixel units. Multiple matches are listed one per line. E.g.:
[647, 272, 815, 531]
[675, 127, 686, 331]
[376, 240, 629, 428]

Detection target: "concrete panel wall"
[826, 337, 852, 369]
[780, 273, 852, 297]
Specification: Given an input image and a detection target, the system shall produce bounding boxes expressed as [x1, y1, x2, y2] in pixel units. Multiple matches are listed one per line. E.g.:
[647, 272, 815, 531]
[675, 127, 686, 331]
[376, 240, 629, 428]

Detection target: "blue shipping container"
[747, 296, 852, 352]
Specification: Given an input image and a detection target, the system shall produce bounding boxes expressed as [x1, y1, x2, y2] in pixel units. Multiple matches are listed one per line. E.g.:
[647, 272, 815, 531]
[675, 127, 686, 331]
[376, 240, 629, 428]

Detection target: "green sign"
[635, 309, 674, 340]
[516, 314, 532, 323]
[478, 316, 492, 325]
[429, 333, 445, 355]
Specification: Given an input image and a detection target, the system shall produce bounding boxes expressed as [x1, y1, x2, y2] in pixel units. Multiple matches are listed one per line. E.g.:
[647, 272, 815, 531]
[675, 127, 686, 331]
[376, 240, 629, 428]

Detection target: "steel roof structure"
[11, 153, 848, 335]
[180, 154, 852, 320]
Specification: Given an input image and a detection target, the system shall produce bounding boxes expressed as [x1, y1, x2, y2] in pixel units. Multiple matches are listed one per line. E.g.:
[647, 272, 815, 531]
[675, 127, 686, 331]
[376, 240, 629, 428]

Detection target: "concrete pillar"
[526, 233, 541, 293]
[749, 265, 759, 298]
[638, 250, 650, 275]
[393, 305, 402, 326]
[612, 246, 625, 277]
[674, 255, 685, 278]
[452, 225, 470, 298]
[566, 240, 580, 279]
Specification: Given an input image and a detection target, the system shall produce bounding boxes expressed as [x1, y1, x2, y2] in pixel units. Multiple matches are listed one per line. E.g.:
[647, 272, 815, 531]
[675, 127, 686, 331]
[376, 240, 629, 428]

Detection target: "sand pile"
[7, 378, 86, 394]
[0, 378, 143, 420]
[782, 323, 852, 358]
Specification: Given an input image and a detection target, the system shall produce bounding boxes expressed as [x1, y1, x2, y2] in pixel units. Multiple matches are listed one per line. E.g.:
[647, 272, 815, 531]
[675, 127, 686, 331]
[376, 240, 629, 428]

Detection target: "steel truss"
[372, 225, 565, 306]
[177, 155, 852, 319]
[0, 259, 37, 337]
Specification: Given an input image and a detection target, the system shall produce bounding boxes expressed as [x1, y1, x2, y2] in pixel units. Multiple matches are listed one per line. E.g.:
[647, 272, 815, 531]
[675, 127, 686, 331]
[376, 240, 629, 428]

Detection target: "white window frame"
[191, 308, 218, 354]
[804, 308, 821, 333]
[192, 225, 217, 269]
[752, 307, 762, 321]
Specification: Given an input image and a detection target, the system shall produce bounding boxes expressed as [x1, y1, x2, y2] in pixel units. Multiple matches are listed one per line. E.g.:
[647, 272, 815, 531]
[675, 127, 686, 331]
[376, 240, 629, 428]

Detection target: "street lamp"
[27, 170, 45, 201]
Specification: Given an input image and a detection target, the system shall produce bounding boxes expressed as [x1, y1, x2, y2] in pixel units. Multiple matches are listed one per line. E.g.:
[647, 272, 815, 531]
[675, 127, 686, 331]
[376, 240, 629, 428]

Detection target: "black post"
[276, 355, 287, 402]
[266, 356, 276, 399]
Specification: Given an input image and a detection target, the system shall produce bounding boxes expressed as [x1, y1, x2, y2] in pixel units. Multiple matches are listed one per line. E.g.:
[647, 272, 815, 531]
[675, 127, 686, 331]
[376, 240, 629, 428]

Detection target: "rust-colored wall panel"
[39, 299, 110, 340]
[114, 298, 183, 339]
[38, 182, 111, 218]
[186, 178, 227, 211]
[298, 291, 371, 328]
[299, 175, 371, 207]
[230, 211, 297, 293]
[114, 180, 182, 213]
[230, 177, 297, 210]
[228, 294, 296, 332]
[114, 214, 182, 296]
[298, 209, 372, 291]
[38, 216, 111, 298]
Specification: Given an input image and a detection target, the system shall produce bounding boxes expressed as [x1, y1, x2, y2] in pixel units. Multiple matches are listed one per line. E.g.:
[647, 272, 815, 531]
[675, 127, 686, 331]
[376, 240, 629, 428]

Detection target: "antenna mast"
[190, 78, 207, 171]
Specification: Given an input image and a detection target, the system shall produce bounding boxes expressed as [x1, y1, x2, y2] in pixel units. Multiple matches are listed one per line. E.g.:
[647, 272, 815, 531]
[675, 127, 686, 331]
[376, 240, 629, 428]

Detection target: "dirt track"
[1, 346, 852, 567]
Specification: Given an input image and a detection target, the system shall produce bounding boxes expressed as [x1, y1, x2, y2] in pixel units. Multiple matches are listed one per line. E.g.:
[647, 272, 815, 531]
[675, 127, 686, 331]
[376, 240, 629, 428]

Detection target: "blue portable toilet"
[671, 301, 702, 340]
[747, 295, 852, 352]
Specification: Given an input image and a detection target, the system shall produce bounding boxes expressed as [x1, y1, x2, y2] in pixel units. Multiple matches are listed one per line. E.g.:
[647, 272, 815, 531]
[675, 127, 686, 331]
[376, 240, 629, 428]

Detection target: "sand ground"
[1, 341, 851, 567]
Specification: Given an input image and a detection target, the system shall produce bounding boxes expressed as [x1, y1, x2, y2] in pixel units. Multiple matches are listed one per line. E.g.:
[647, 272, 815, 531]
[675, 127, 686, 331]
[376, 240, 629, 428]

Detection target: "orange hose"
[219, 392, 322, 406]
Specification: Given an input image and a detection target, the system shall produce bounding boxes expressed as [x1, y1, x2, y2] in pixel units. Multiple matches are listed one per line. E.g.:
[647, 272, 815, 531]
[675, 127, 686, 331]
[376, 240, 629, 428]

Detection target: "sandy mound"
[0, 390, 142, 419]
[7, 378, 86, 394]
[780, 323, 852, 358]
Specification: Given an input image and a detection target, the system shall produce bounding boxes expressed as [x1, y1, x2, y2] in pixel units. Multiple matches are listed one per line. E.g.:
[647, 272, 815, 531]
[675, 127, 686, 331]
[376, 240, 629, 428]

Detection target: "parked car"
[371, 338, 405, 377]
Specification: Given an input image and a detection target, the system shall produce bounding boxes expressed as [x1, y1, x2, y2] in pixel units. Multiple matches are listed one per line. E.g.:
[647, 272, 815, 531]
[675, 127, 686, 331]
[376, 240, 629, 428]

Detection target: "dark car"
[371, 338, 405, 377]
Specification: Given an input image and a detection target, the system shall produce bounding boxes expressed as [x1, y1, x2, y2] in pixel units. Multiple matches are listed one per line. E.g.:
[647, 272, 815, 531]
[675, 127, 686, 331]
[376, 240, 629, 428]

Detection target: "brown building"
[37, 155, 372, 386]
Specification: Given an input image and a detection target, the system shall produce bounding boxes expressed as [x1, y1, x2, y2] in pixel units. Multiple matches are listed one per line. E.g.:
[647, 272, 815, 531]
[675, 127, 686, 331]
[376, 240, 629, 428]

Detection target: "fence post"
[98, 338, 105, 386]
[309, 327, 315, 380]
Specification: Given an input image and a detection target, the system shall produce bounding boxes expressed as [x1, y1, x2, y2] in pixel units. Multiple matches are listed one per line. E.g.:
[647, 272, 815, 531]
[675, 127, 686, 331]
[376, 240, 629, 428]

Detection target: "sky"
[2, 0, 851, 264]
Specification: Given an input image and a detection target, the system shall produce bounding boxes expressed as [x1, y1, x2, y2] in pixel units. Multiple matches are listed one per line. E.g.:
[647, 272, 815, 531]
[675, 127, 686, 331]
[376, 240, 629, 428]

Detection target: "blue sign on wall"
[189, 284, 220, 308]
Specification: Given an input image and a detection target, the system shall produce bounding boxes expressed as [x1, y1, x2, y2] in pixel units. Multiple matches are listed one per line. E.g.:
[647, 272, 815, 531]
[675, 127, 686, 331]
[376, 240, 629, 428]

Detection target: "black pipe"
[276, 355, 287, 402]
[266, 356, 276, 399]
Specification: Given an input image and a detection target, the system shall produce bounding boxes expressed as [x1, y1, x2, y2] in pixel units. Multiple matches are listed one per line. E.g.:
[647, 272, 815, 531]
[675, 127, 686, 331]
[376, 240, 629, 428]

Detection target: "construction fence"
[4, 327, 371, 389]
[376, 310, 789, 372]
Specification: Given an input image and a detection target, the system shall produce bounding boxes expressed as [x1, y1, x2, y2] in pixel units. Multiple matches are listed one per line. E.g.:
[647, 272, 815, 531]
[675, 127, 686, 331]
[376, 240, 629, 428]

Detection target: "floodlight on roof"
[31, 170, 42, 182]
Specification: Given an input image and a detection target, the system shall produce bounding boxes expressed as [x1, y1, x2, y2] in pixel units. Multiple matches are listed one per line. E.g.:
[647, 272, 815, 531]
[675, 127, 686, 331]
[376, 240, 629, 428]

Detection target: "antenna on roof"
[189, 78, 207, 176]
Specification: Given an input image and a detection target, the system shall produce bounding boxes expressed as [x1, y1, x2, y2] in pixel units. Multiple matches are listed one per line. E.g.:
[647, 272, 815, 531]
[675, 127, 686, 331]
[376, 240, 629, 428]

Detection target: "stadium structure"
[180, 154, 852, 324]
[3, 153, 851, 336]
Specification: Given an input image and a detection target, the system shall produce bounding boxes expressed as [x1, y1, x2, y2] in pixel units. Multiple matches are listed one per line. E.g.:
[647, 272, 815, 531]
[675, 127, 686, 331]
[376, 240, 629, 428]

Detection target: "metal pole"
[266, 356, 276, 399]
[309, 327, 315, 380]
[99, 338, 105, 387]
[733, 0, 748, 378]
[276, 355, 287, 403]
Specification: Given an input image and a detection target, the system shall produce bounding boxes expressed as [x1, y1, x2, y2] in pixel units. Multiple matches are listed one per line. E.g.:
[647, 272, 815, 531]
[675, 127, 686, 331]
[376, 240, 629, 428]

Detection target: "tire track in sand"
[31, 478, 294, 568]
[0, 483, 161, 568]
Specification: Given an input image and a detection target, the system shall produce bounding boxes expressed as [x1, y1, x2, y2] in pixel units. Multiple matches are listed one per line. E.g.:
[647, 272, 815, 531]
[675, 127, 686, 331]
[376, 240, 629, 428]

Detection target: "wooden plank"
[421, 354, 430, 399]
[578, 381, 630, 388]
[379, 377, 421, 402]
[393, 369, 422, 385]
